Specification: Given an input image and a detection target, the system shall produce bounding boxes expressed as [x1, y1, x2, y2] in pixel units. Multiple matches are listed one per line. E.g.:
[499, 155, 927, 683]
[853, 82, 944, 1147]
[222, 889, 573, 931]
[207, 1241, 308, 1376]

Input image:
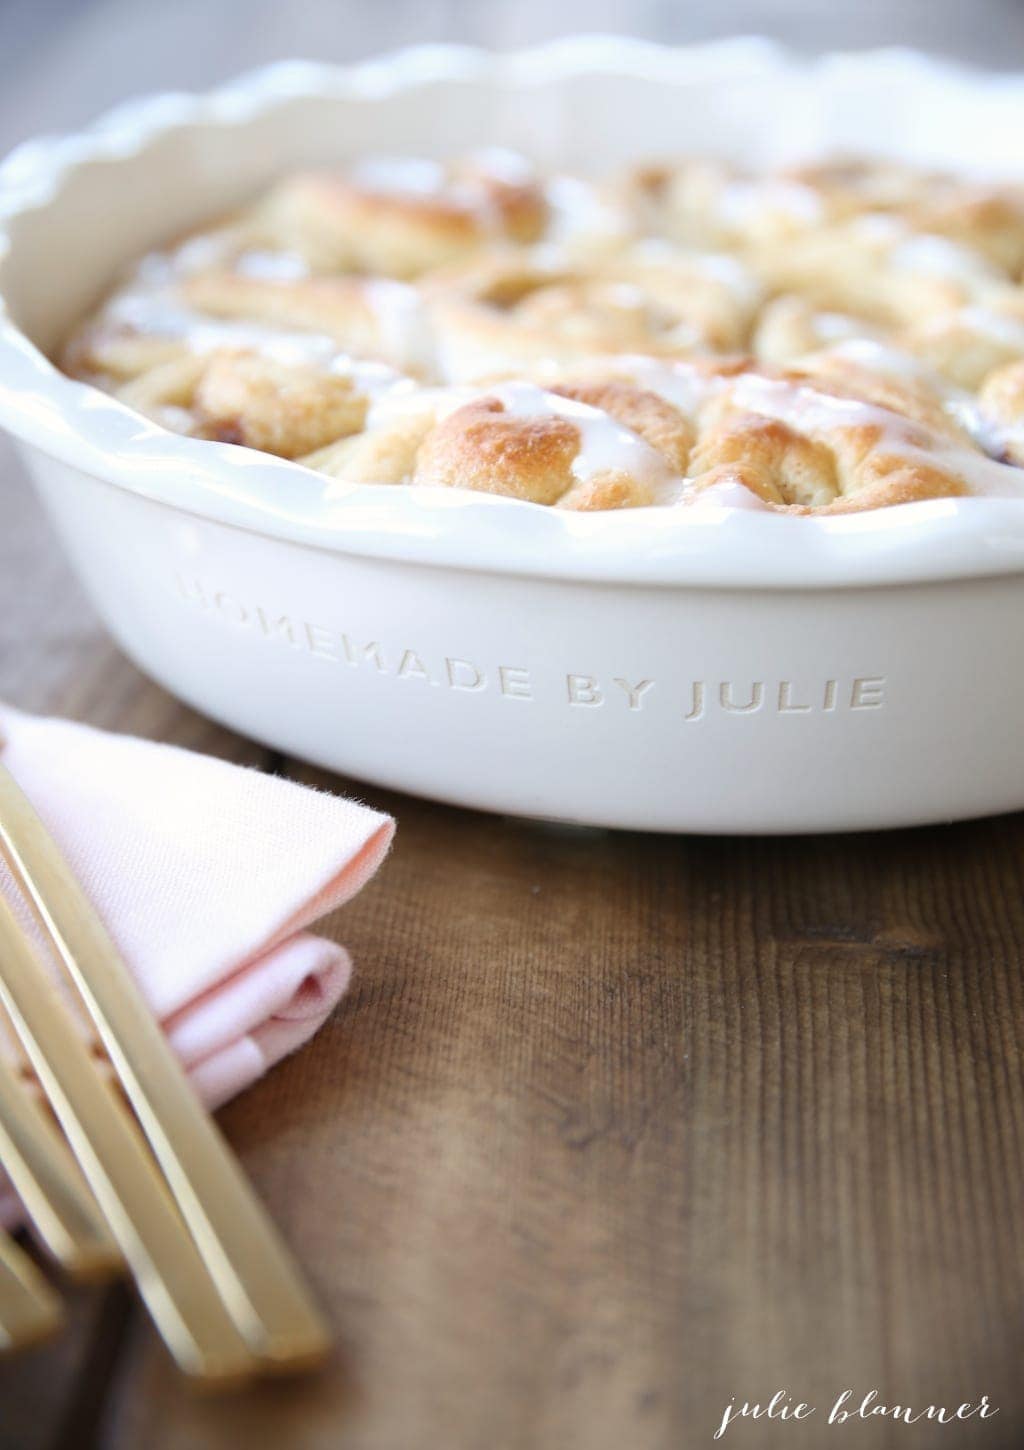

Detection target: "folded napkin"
[0, 704, 394, 1113]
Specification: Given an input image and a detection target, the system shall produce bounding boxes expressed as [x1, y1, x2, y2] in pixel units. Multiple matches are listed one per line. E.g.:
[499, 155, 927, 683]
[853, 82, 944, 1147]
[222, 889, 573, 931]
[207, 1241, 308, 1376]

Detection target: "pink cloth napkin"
[0, 704, 394, 1113]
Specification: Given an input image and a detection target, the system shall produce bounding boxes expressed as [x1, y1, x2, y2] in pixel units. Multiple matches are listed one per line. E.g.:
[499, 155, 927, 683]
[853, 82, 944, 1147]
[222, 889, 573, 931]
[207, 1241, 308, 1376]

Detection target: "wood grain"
[93, 797, 1024, 1450]
[1, 3, 1024, 1447]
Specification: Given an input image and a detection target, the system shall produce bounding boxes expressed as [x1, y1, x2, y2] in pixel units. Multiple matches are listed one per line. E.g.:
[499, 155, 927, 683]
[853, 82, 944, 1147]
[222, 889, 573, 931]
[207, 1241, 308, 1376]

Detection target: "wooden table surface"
[2, 3, 1024, 1447]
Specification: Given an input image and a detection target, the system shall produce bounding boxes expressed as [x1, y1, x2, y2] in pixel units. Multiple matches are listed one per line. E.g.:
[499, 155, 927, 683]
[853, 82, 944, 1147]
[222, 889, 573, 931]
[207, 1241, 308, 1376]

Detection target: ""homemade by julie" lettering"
[174, 574, 886, 722]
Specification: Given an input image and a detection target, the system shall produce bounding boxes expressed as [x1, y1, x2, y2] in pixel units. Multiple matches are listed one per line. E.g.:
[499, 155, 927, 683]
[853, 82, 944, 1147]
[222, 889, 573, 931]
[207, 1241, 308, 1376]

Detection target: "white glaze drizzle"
[728, 372, 1024, 498]
[586, 355, 731, 416]
[628, 239, 764, 314]
[234, 249, 310, 281]
[544, 175, 632, 249]
[347, 150, 539, 235]
[889, 232, 1001, 286]
[792, 337, 1024, 470]
[717, 177, 825, 229]
[362, 278, 436, 374]
[468, 148, 537, 187]
[687, 479, 772, 512]
[93, 240, 421, 399]
[109, 287, 410, 398]
[819, 336, 937, 382]
[348, 156, 448, 198]
[956, 304, 1024, 351]
[484, 380, 675, 490]
[971, 411, 1024, 463]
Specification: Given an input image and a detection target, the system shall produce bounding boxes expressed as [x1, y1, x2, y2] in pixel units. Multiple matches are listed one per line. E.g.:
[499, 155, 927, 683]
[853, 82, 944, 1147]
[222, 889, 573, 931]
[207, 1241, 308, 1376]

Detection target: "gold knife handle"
[0, 897, 256, 1383]
[0, 1051, 122, 1281]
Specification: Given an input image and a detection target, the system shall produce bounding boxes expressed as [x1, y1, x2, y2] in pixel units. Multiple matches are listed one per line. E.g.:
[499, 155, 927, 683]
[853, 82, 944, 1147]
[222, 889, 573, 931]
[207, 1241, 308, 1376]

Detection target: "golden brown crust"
[688, 414, 840, 509]
[192, 352, 370, 457]
[413, 395, 583, 504]
[551, 380, 695, 471]
[338, 381, 688, 509]
[112, 348, 381, 457]
[302, 410, 436, 483]
[252, 161, 548, 277]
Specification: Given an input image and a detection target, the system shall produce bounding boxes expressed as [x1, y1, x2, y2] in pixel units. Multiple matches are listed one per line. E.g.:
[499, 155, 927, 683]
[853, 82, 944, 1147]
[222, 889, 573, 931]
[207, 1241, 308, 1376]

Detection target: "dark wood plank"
[0, 1276, 133, 1450]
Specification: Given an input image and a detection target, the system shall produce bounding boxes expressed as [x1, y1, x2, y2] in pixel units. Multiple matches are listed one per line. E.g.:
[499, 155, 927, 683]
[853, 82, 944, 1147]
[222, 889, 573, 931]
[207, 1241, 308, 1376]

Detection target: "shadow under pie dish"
[5, 41, 1024, 831]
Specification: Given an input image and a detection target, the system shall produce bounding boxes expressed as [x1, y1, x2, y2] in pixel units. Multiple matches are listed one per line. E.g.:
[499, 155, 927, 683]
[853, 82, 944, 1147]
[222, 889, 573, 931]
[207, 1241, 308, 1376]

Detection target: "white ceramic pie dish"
[3, 37, 1024, 833]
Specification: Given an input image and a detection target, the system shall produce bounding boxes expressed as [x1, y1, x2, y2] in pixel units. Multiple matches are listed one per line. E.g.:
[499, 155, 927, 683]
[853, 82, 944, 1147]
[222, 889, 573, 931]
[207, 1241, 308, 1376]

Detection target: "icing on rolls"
[413, 381, 688, 509]
[66, 249, 435, 385]
[62, 148, 1024, 515]
[308, 357, 1014, 514]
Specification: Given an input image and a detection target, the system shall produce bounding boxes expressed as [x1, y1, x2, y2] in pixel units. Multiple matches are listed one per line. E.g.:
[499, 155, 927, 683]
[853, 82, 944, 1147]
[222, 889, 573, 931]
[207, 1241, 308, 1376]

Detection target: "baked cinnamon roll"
[115, 347, 413, 457]
[248, 152, 551, 277]
[753, 295, 883, 367]
[900, 293, 1024, 389]
[424, 244, 762, 381]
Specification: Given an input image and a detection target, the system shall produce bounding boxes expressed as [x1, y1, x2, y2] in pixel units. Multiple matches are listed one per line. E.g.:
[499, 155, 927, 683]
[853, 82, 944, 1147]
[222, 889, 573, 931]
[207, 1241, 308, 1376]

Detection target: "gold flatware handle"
[0, 1050, 121, 1281]
[0, 896, 256, 1383]
[0, 762, 329, 1370]
[0, 1226, 63, 1352]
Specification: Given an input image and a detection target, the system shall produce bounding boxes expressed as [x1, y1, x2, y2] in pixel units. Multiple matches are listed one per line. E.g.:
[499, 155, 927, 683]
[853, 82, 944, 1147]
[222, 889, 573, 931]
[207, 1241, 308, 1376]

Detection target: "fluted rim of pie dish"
[4, 37, 1024, 589]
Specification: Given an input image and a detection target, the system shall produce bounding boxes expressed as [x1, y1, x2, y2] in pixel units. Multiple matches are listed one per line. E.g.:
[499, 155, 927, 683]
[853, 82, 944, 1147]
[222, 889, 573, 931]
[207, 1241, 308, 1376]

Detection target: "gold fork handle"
[0, 763, 329, 1369]
[0, 896, 256, 1383]
[0, 1050, 122, 1281]
[0, 1227, 63, 1353]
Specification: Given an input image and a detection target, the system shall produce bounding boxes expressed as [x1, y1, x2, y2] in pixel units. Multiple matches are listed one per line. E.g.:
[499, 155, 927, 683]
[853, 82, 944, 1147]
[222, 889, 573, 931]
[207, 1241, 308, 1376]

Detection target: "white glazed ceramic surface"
[3, 39, 1024, 831]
